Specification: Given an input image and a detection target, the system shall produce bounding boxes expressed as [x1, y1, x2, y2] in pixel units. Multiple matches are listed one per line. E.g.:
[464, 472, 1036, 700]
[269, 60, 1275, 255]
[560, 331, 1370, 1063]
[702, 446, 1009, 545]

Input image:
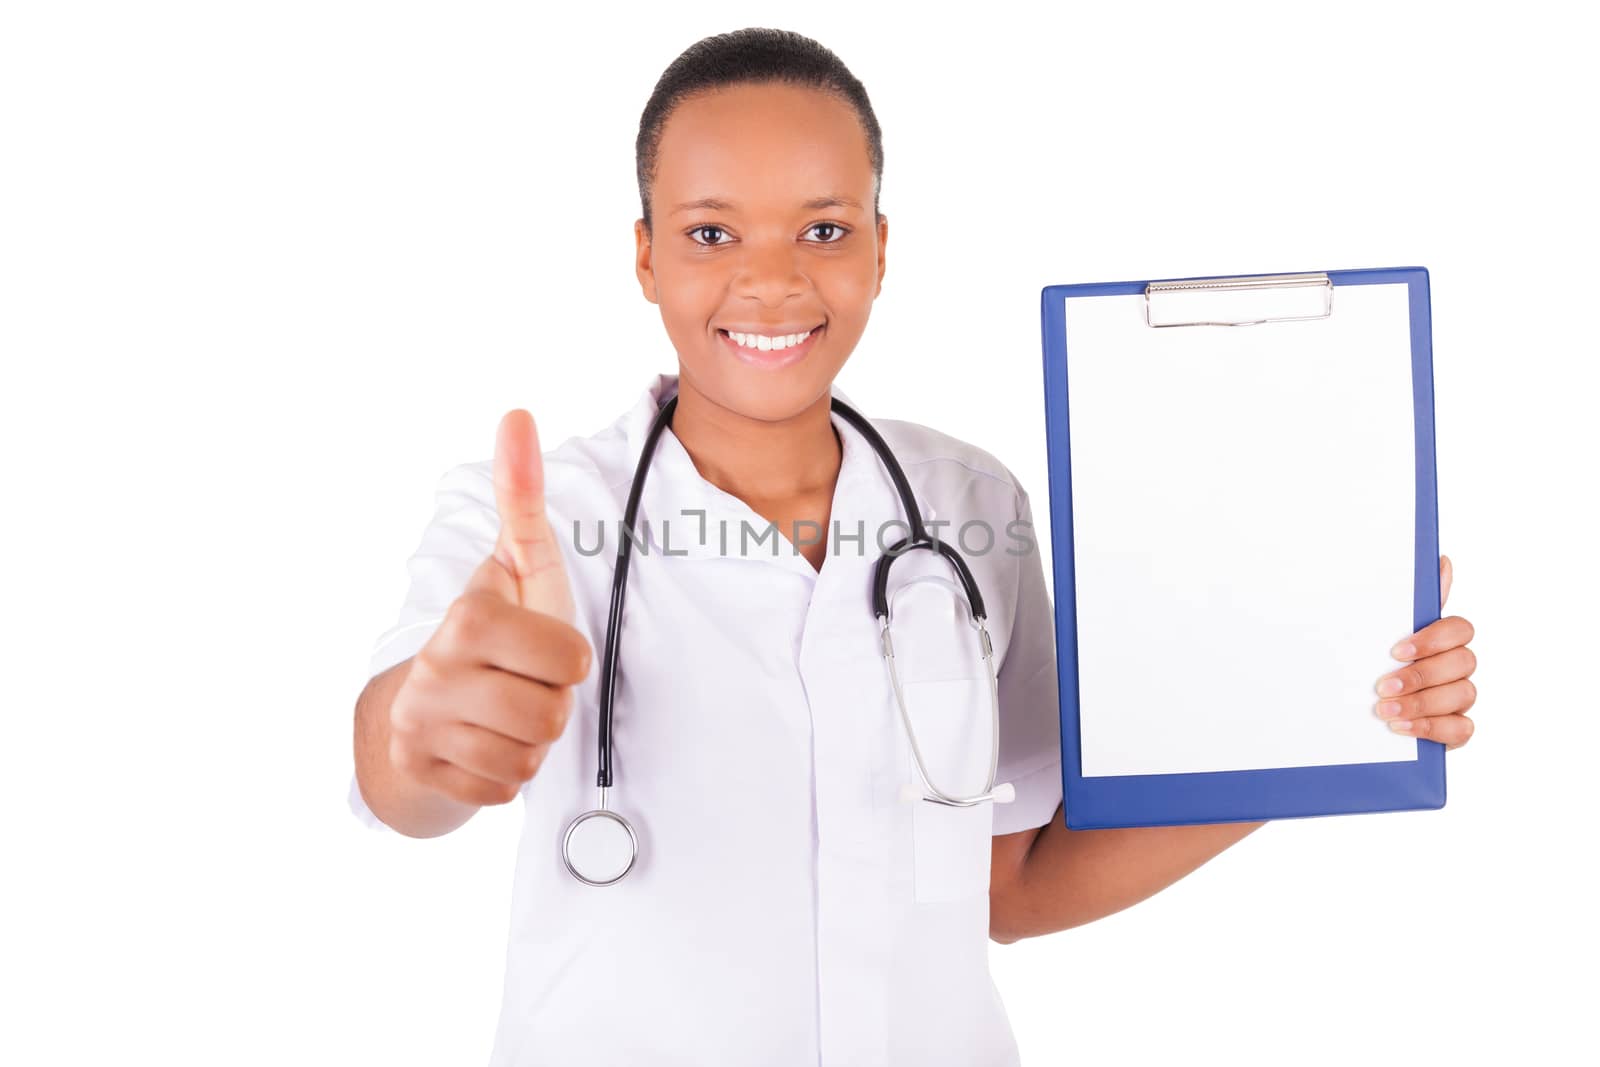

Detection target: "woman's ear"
[634, 218, 658, 304]
[875, 213, 888, 298]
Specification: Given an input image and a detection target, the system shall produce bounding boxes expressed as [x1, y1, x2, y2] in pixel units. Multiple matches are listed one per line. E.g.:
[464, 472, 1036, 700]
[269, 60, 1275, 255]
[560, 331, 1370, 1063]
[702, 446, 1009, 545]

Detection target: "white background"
[2, 2, 1595, 1063]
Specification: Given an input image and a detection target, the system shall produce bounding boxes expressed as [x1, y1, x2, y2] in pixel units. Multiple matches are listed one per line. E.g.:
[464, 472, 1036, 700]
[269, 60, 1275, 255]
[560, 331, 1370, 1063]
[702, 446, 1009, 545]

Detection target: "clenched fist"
[388, 410, 593, 807]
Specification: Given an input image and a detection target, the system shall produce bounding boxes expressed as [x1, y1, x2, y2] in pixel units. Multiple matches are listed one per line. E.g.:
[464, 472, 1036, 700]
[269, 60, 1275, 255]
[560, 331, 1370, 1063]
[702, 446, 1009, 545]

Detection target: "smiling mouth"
[715, 323, 825, 349]
[715, 322, 825, 364]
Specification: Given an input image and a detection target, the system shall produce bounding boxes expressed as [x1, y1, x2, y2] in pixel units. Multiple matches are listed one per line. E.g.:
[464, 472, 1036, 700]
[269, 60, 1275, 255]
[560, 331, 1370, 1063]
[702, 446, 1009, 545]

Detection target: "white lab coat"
[351, 372, 1064, 1066]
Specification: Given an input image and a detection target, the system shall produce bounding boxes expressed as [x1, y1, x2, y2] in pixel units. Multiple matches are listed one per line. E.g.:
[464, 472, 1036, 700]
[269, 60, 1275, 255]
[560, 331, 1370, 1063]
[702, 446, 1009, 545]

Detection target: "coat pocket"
[902, 675, 995, 904]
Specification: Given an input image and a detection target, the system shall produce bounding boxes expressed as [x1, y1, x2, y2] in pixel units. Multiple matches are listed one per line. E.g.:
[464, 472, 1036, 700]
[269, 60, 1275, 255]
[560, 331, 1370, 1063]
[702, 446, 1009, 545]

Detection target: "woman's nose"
[731, 240, 807, 299]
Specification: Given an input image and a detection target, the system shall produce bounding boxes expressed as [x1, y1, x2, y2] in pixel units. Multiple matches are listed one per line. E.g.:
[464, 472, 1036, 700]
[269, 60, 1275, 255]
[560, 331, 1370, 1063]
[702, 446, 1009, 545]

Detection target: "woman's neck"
[668, 375, 842, 504]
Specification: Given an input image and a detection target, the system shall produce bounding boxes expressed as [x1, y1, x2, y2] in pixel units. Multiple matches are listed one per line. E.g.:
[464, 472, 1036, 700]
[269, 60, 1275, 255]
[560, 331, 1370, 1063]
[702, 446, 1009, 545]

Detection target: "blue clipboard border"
[1039, 266, 1445, 830]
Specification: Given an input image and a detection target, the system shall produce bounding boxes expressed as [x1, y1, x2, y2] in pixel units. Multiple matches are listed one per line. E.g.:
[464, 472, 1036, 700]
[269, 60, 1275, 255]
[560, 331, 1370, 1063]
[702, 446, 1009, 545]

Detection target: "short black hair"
[635, 27, 884, 237]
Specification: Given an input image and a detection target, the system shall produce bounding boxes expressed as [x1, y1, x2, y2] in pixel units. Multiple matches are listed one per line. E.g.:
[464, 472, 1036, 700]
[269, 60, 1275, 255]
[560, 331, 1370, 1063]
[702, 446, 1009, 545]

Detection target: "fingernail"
[1388, 719, 1413, 733]
[1377, 677, 1404, 696]
[1391, 641, 1416, 660]
[1377, 701, 1403, 719]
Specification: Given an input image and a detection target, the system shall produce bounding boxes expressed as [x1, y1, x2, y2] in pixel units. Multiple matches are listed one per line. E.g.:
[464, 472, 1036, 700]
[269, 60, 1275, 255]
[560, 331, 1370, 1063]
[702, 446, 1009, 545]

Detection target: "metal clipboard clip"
[1144, 272, 1334, 328]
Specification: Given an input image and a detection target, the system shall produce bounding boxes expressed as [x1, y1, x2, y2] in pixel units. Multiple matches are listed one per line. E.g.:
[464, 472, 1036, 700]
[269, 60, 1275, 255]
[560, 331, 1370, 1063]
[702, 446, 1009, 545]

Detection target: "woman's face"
[635, 82, 887, 423]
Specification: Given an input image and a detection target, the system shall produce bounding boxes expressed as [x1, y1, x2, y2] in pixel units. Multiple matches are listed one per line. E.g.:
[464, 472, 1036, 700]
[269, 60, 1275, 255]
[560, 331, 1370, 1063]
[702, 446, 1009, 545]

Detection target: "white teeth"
[727, 328, 812, 352]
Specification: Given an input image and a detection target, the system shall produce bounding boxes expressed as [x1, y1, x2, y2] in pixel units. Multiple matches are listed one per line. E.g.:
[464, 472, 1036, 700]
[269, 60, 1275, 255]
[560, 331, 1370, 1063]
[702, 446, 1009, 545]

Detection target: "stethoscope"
[561, 391, 1015, 887]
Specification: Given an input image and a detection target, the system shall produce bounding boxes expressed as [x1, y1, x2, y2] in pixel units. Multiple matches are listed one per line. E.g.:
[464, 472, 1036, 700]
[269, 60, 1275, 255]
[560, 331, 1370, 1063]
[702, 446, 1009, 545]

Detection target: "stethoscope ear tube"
[879, 569, 1009, 807]
[900, 782, 1015, 805]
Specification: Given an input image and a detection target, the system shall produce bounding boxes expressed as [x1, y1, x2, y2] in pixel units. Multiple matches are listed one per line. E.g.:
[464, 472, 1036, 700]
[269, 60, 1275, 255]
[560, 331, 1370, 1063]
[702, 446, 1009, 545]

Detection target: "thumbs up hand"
[465, 409, 579, 622]
[388, 410, 594, 808]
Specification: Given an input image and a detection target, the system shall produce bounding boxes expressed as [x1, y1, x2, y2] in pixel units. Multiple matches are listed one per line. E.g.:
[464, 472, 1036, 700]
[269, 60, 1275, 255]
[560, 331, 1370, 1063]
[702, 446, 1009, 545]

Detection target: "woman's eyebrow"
[669, 194, 862, 215]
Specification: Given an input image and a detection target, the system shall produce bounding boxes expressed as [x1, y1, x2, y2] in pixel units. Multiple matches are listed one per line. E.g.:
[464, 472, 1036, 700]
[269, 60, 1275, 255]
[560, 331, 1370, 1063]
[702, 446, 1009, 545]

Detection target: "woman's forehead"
[655, 85, 873, 209]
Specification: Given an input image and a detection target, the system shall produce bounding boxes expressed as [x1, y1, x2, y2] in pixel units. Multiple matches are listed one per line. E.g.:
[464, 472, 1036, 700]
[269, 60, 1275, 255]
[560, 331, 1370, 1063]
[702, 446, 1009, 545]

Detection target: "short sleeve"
[349, 462, 498, 832]
[990, 479, 1065, 836]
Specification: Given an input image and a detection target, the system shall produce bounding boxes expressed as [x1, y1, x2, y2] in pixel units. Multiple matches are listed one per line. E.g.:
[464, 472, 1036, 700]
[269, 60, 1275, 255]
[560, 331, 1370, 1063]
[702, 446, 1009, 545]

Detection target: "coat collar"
[614, 372, 935, 572]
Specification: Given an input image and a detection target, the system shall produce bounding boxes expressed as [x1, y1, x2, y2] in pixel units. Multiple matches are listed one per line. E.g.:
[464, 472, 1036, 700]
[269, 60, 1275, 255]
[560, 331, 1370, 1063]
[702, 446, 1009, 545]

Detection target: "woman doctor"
[349, 27, 1481, 1067]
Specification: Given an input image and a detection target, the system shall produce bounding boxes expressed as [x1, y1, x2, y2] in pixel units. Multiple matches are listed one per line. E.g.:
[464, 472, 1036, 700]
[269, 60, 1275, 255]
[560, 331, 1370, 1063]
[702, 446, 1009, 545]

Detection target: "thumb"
[483, 409, 577, 624]
[1439, 553, 1453, 610]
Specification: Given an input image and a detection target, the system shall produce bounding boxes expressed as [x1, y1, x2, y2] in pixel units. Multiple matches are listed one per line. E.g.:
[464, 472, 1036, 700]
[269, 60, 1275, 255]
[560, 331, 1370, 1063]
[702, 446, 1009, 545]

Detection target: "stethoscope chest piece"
[562, 800, 637, 887]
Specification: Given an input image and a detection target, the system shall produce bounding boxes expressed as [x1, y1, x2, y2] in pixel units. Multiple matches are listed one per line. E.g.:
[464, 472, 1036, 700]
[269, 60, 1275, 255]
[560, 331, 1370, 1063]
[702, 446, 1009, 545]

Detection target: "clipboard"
[1038, 267, 1444, 829]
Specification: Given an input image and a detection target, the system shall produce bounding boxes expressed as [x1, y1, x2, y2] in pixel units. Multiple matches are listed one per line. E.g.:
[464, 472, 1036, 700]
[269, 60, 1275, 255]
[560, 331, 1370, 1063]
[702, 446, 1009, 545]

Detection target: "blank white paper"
[1063, 282, 1421, 777]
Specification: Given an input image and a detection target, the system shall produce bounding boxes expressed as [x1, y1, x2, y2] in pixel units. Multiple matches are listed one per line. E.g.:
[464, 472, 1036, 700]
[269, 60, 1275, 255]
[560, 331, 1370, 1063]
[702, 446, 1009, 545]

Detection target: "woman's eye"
[689, 225, 729, 246]
[807, 223, 847, 243]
